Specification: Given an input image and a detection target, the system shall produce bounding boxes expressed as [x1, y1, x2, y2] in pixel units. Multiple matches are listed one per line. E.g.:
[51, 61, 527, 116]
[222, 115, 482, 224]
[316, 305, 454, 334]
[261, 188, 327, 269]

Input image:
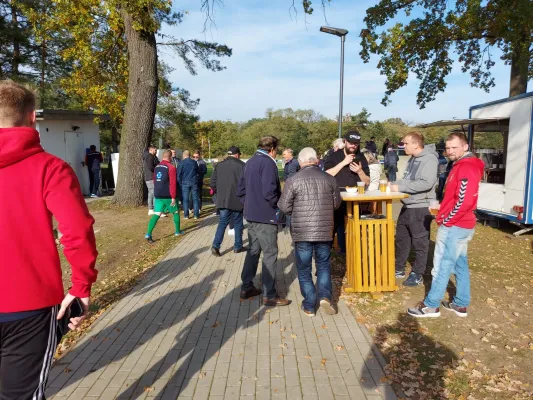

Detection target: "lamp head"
[320, 26, 348, 37]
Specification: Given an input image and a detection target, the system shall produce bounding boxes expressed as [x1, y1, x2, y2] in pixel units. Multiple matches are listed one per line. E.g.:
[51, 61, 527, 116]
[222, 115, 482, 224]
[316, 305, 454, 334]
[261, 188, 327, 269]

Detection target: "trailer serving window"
[469, 120, 509, 184]
[418, 118, 509, 184]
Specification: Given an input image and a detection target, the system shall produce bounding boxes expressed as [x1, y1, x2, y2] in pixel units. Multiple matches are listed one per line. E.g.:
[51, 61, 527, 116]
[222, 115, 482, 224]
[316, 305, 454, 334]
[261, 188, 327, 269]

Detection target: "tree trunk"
[509, 41, 529, 97]
[11, 2, 20, 77]
[111, 10, 159, 207]
[39, 39, 46, 108]
[111, 124, 119, 153]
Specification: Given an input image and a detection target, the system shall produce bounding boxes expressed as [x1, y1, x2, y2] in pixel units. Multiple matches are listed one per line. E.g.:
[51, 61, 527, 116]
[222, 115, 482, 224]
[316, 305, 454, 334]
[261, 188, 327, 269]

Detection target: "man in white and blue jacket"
[237, 136, 290, 307]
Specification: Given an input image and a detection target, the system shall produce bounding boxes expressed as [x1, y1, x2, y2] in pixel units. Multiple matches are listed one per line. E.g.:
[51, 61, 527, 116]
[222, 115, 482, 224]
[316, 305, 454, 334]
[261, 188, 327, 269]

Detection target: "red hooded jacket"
[0, 127, 98, 312]
[436, 153, 484, 229]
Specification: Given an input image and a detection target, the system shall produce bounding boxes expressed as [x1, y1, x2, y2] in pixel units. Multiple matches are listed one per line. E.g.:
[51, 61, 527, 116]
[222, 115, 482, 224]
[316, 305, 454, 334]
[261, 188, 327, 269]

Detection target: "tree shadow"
[46, 268, 225, 398]
[132, 246, 209, 297]
[46, 237, 297, 399]
[368, 312, 459, 399]
[114, 248, 297, 399]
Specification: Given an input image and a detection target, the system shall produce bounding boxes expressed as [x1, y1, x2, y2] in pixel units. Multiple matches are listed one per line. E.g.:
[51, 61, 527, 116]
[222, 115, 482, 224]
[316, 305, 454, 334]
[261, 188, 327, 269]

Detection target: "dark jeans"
[333, 203, 347, 253]
[189, 181, 204, 209]
[387, 171, 397, 182]
[295, 241, 333, 311]
[395, 207, 432, 275]
[182, 182, 199, 218]
[213, 209, 244, 250]
[241, 222, 278, 298]
[89, 168, 100, 195]
[177, 181, 182, 203]
[437, 177, 446, 201]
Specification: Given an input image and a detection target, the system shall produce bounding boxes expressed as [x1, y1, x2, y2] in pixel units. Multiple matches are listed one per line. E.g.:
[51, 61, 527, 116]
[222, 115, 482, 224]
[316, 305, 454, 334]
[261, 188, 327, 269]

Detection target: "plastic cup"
[379, 179, 387, 192]
[429, 200, 440, 216]
[357, 181, 365, 194]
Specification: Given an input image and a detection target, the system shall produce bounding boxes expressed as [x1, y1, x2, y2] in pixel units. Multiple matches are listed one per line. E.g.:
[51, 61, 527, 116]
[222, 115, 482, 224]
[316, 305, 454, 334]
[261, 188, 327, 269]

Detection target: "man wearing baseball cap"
[324, 130, 370, 253]
[210, 146, 247, 256]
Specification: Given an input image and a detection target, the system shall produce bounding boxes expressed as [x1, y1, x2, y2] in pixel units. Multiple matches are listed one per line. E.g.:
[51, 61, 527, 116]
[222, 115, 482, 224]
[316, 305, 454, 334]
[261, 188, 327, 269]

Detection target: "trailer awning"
[417, 117, 509, 132]
[417, 118, 505, 128]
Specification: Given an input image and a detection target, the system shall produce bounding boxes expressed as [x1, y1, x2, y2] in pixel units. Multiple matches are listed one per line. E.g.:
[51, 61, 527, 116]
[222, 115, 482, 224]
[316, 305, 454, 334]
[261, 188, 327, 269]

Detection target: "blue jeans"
[213, 209, 244, 250]
[145, 180, 154, 210]
[295, 241, 333, 311]
[181, 182, 199, 218]
[425, 225, 474, 308]
[90, 169, 100, 195]
[333, 205, 346, 253]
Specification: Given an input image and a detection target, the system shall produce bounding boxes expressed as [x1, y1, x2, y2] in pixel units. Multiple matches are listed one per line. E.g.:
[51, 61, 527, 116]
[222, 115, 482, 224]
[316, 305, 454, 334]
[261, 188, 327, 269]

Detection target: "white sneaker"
[160, 213, 167, 218]
[228, 228, 235, 236]
[148, 210, 155, 216]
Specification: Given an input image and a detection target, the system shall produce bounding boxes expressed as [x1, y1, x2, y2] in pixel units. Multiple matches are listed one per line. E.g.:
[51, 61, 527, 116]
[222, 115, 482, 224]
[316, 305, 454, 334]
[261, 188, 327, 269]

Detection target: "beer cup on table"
[429, 200, 440, 216]
[357, 181, 365, 194]
[379, 179, 387, 192]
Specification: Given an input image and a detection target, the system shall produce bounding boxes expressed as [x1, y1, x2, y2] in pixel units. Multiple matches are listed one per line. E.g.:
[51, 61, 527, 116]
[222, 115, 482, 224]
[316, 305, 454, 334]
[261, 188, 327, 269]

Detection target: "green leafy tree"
[350, 107, 372, 129]
[360, 0, 533, 108]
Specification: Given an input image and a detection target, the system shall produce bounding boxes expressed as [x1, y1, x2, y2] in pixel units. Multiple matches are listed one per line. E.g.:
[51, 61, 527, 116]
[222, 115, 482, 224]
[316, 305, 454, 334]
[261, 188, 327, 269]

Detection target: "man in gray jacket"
[390, 132, 438, 286]
[278, 147, 342, 317]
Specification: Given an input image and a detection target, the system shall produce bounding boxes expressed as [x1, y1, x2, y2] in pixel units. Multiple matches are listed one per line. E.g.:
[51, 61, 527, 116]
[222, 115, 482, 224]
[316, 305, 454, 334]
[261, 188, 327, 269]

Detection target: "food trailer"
[420, 92, 533, 235]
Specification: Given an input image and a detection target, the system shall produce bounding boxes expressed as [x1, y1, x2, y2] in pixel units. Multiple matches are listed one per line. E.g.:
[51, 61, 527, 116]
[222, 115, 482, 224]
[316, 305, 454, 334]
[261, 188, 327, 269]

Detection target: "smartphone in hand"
[57, 297, 85, 337]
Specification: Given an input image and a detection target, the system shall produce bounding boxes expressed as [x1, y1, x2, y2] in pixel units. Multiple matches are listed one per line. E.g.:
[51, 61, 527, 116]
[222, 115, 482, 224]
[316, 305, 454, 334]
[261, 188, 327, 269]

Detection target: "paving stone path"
[46, 215, 397, 400]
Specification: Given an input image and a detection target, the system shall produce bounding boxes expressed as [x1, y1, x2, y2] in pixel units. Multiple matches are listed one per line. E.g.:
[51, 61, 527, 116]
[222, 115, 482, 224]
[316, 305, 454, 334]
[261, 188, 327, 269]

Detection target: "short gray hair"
[333, 138, 345, 150]
[298, 147, 318, 164]
[361, 149, 379, 164]
[283, 148, 293, 155]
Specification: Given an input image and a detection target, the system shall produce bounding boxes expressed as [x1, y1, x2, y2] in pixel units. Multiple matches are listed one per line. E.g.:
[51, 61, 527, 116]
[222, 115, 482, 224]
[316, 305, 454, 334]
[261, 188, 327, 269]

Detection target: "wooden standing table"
[341, 191, 409, 296]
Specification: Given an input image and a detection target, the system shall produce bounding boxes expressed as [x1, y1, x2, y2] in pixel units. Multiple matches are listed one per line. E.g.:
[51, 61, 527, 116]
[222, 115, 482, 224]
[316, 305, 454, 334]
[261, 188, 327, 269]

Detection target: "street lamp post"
[320, 26, 348, 138]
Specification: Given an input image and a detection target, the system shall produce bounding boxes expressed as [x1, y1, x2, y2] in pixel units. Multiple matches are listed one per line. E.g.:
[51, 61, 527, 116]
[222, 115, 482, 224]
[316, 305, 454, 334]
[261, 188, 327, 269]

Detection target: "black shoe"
[403, 272, 423, 287]
[145, 235, 155, 244]
[233, 247, 247, 254]
[240, 287, 262, 299]
[211, 247, 221, 257]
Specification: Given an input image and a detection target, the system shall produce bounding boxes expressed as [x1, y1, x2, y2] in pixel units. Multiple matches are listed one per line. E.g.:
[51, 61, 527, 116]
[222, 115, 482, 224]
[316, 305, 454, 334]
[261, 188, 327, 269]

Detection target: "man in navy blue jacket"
[178, 150, 200, 219]
[237, 136, 290, 307]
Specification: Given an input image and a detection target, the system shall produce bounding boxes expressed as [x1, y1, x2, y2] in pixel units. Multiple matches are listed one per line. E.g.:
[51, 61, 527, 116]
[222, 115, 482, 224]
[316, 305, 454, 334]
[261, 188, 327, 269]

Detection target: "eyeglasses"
[193, 156, 199, 159]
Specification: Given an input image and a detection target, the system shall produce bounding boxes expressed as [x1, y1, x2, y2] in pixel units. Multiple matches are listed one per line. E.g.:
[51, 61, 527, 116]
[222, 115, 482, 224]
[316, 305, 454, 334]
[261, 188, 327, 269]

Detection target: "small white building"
[36, 109, 109, 195]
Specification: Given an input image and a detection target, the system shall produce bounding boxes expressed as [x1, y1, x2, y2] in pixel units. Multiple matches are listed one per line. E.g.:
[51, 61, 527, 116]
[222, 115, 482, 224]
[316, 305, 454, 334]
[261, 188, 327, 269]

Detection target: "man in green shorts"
[145, 150, 183, 243]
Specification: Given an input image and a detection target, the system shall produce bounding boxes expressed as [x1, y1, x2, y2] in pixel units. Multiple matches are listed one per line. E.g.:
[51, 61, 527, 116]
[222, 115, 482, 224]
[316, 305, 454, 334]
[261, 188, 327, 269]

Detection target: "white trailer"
[420, 92, 533, 235]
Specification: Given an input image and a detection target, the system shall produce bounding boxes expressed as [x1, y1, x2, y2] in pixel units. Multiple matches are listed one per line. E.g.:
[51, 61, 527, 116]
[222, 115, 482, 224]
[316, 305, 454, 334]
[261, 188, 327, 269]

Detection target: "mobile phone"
[57, 298, 85, 337]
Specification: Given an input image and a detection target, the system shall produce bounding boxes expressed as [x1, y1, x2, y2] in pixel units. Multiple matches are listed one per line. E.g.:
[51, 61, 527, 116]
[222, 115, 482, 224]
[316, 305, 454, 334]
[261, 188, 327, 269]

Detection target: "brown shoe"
[319, 298, 338, 315]
[240, 287, 262, 299]
[263, 297, 291, 307]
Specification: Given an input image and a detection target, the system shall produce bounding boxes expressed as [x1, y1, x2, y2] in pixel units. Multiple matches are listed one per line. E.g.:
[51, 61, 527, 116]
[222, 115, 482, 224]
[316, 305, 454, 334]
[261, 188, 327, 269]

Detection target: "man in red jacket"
[408, 132, 484, 318]
[0, 81, 98, 398]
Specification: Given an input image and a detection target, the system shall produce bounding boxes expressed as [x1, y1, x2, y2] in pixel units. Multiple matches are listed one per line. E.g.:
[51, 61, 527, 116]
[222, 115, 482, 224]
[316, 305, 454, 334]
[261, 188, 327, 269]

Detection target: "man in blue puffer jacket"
[237, 136, 290, 307]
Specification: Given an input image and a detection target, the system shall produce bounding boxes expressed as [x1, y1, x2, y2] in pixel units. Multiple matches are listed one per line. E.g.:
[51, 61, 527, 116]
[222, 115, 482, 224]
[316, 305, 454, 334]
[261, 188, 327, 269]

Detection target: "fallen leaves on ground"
[333, 221, 533, 400]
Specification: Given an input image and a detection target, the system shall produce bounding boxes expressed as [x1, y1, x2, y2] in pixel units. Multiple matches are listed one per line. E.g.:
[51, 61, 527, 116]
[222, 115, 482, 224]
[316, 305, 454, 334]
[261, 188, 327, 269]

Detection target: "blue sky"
[160, 0, 516, 124]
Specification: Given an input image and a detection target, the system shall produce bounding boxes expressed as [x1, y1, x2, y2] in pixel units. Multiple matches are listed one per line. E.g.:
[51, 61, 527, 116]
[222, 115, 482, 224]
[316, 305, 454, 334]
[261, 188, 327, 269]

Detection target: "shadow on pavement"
[368, 312, 458, 399]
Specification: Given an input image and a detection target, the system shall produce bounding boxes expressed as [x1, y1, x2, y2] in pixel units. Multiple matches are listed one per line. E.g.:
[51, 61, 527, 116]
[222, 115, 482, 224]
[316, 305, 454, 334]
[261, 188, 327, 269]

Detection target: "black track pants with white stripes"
[0, 306, 58, 400]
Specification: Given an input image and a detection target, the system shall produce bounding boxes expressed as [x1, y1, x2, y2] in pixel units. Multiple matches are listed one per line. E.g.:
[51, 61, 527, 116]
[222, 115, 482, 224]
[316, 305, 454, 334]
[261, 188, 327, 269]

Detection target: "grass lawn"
[332, 222, 533, 399]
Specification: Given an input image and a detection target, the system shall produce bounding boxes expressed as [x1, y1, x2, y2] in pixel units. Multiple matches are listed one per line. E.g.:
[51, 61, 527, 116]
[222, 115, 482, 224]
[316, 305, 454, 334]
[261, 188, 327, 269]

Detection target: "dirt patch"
[333, 222, 533, 399]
